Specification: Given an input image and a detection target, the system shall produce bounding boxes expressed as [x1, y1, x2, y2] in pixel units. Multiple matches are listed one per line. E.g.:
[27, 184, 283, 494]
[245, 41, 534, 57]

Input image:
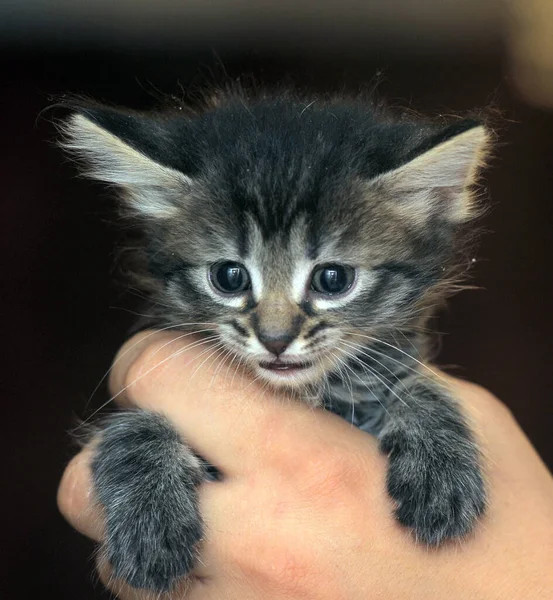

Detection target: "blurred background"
[2, 1, 552, 598]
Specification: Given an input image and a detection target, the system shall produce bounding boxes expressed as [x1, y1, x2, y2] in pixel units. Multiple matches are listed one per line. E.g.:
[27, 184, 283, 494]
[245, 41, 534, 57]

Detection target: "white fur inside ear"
[377, 126, 489, 224]
[61, 114, 193, 218]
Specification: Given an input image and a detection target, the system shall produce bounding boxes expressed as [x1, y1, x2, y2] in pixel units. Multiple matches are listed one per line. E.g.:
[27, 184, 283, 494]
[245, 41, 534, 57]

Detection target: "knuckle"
[460, 380, 515, 422]
[262, 548, 314, 593]
[229, 525, 347, 600]
[484, 395, 518, 429]
[234, 536, 316, 596]
[482, 390, 514, 419]
[57, 453, 88, 523]
[57, 459, 79, 523]
[57, 451, 103, 540]
[220, 485, 319, 596]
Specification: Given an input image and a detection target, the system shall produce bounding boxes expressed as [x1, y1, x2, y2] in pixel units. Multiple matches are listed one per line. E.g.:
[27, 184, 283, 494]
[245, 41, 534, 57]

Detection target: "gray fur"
[378, 377, 485, 544]
[59, 93, 490, 592]
[91, 411, 205, 591]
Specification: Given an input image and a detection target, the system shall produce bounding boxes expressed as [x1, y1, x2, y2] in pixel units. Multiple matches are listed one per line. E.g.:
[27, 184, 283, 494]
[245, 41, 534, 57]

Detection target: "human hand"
[58, 331, 553, 599]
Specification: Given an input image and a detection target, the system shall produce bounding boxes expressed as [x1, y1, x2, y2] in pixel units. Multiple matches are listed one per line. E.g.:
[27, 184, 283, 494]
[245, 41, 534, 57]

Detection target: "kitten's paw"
[381, 428, 486, 546]
[102, 501, 201, 592]
[91, 411, 205, 592]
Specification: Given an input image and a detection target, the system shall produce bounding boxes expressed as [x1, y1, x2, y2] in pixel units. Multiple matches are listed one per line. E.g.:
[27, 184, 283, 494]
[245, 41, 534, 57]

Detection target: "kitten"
[60, 90, 489, 593]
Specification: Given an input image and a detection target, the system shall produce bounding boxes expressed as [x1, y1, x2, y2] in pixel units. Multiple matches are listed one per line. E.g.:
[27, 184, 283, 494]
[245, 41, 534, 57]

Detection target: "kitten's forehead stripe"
[237, 220, 249, 257]
[306, 217, 321, 260]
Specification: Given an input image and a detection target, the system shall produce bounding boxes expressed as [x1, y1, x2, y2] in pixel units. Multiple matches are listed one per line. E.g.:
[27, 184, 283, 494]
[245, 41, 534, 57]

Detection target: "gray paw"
[91, 411, 204, 592]
[381, 427, 486, 545]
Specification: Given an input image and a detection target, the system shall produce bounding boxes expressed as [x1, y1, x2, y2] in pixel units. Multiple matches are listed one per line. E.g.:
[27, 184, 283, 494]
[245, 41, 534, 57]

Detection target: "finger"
[106, 330, 367, 475]
[57, 448, 104, 542]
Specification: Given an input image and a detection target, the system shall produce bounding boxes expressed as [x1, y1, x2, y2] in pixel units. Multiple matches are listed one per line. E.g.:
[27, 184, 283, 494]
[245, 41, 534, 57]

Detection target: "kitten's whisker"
[222, 344, 243, 385]
[396, 302, 441, 318]
[390, 331, 422, 361]
[347, 332, 446, 382]
[339, 340, 415, 399]
[350, 350, 421, 409]
[316, 355, 331, 407]
[187, 342, 228, 384]
[203, 345, 229, 378]
[200, 347, 231, 390]
[79, 336, 220, 426]
[252, 376, 270, 402]
[84, 322, 218, 412]
[348, 340, 437, 386]
[208, 347, 236, 389]
[230, 372, 270, 426]
[230, 352, 249, 389]
[331, 352, 391, 418]
[147, 328, 219, 363]
[338, 346, 411, 410]
[393, 329, 422, 355]
[337, 355, 356, 425]
[224, 354, 243, 390]
[172, 340, 227, 391]
[240, 371, 267, 393]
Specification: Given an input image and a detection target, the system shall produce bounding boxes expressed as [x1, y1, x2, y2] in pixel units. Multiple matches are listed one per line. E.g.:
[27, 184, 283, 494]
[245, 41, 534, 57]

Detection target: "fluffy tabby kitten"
[60, 90, 489, 593]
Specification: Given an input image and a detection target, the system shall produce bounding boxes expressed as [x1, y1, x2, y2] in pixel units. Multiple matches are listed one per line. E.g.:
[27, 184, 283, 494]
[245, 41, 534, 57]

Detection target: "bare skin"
[58, 330, 553, 599]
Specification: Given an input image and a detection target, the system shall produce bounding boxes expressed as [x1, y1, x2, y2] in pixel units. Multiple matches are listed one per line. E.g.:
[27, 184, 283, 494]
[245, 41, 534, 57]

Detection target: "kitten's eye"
[310, 264, 355, 296]
[210, 262, 251, 294]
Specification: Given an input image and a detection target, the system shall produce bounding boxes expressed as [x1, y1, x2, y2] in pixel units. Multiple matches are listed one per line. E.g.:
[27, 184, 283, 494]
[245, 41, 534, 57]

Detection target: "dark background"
[2, 9, 552, 598]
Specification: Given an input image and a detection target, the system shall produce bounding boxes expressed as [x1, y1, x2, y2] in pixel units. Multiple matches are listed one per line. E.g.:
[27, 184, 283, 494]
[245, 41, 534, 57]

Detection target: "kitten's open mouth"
[258, 359, 312, 373]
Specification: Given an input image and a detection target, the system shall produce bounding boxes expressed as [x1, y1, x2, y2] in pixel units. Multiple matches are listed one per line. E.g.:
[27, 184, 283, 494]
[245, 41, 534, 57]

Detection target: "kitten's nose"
[258, 333, 292, 357]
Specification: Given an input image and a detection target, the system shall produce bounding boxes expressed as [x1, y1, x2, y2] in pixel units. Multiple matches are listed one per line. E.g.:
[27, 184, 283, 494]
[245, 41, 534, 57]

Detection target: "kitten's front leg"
[378, 376, 486, 545]
[90, 410, 205, 592]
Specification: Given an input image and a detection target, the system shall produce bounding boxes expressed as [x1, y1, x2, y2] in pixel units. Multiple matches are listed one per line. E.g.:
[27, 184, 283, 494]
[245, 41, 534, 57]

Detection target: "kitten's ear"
[59, 105, 192, 219]
[377, 120, 490, 225]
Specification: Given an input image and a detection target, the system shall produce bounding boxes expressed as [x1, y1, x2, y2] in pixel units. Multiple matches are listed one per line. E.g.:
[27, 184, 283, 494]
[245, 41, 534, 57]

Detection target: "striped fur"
[59, 90, 489, 592]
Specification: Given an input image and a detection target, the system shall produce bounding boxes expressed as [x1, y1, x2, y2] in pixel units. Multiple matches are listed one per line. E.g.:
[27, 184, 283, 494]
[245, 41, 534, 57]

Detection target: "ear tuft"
[59, 111, 192, 219]
[377, 123, 491, 226]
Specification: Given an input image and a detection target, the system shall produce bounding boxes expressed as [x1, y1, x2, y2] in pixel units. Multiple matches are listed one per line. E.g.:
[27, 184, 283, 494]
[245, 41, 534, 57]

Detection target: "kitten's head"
[60, 93, 489, 388]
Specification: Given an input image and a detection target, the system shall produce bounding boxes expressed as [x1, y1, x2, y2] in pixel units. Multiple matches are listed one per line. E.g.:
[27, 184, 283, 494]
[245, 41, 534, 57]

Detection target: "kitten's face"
[153, 174, 451, 389]
[163, 213, 392, 387]
[61, 95, 488, 388]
